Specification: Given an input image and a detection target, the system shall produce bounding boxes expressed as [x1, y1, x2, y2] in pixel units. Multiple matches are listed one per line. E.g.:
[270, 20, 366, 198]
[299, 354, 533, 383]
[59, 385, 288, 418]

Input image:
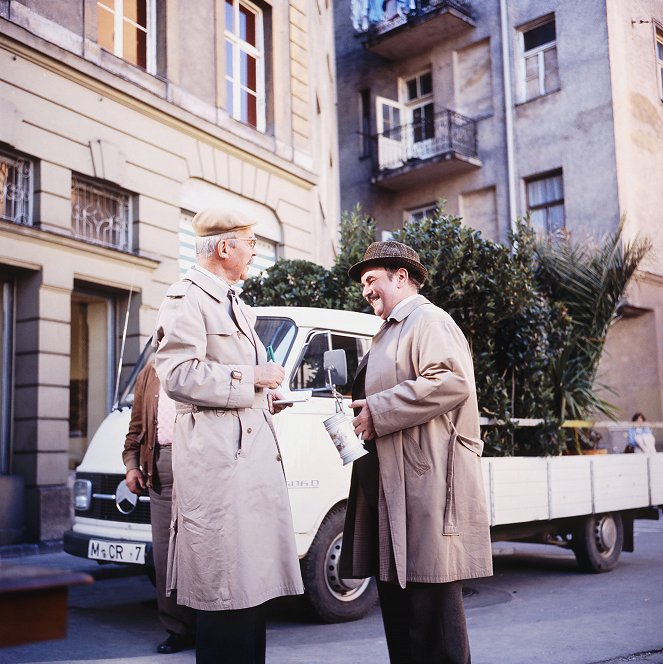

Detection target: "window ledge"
[0, 219, 160, 267]
[515, 88, 561, 108]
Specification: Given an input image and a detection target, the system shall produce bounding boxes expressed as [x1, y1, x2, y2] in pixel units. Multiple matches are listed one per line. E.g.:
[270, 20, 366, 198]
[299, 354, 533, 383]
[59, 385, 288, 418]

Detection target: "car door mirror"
[323, 349, 347, 388]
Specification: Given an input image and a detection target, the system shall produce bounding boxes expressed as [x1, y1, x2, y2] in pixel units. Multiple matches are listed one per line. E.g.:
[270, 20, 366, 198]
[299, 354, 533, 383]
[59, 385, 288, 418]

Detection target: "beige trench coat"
[154, 267, 303, 611]
[341, 295, 493, 587]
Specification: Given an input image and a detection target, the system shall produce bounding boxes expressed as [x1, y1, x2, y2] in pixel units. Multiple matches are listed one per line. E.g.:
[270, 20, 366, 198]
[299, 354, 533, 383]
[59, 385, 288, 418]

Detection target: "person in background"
[153, 208, 303, 664]
[626, 412, 657, 454]
[341, 240, 493, 664]
[123, 359, 195, 654]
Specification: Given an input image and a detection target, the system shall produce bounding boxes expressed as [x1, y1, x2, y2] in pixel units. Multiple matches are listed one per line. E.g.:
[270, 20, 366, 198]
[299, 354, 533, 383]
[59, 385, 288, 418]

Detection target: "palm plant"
[535, 226, 651, 430]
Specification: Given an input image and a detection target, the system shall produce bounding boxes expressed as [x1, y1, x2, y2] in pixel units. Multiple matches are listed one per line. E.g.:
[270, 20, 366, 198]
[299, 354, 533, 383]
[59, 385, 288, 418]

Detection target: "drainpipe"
[499, 0, 519, 239]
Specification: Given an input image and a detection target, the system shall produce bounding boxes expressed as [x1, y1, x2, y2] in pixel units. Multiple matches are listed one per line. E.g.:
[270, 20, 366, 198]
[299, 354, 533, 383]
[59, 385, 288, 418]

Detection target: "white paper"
[272, 390, 312, 405]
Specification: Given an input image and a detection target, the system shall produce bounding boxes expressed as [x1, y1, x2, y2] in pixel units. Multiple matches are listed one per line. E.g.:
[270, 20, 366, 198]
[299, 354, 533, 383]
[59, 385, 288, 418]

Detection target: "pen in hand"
[267, 345, 276, 363]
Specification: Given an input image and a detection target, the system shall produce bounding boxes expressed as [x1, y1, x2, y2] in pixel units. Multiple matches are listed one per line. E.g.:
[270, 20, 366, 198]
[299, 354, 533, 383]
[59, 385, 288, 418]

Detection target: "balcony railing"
[373, 108, 477, 171]
[353, 0, 473, 35]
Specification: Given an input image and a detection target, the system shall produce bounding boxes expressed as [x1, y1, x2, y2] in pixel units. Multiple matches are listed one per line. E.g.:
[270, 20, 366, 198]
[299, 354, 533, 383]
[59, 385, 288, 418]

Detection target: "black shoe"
[156, 631, 195, 654]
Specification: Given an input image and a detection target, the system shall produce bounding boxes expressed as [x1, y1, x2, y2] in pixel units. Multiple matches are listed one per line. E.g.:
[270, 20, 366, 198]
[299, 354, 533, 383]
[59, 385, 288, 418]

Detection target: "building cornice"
[0, 220, 161, 271]
[0, 21, 317, 190]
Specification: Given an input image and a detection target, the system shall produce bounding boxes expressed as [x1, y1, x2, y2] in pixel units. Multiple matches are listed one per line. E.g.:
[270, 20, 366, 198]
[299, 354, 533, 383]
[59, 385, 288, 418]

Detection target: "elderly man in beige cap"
[340, 241, 493, 664]
[153, 209, 303, 664]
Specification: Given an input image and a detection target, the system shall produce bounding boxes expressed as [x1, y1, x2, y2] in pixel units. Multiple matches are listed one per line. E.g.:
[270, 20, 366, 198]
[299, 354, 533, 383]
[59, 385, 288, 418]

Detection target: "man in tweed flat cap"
[341, 241, 493, 664]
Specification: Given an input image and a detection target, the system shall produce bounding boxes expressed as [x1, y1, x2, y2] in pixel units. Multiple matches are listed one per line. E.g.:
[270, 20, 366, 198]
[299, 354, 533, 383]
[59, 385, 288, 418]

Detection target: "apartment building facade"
[335, 0, 663, 424]
[0, 0, 339, 544]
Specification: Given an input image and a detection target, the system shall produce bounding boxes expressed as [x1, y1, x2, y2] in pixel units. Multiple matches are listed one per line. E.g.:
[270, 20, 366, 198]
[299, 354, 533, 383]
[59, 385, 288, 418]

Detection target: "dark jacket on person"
[122, 361, 162, 492]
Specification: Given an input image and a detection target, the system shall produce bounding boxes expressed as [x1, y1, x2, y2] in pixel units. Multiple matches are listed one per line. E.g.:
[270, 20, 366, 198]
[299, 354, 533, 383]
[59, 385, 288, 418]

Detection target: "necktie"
[228, 289, 257, 351]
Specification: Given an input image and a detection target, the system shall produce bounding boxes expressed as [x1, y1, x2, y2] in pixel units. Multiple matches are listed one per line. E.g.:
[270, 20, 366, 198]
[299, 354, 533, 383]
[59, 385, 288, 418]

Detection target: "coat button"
[276, 454, 282, 462]
[247, 427, 252, 433]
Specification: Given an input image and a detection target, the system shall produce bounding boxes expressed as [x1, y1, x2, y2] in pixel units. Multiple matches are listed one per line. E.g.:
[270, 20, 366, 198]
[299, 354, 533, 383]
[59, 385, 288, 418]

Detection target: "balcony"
[354, 0, 475, 60]
[370, 109, 480, 191]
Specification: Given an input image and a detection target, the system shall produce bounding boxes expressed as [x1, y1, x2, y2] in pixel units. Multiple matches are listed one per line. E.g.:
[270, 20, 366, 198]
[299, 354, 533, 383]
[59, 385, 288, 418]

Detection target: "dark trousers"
[149, 445, 195, 636]
[196, 603, 266, 664]
[377, 579, 471, 664]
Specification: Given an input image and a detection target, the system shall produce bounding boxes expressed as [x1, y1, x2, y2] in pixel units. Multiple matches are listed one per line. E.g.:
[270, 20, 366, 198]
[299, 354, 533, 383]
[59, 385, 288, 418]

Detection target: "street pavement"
[1, 519, 662, 664]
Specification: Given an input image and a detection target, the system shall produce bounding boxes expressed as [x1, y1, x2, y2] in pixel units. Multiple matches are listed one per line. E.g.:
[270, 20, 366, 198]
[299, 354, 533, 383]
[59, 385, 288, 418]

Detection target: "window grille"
[71, 177, 131, 251]
[0, 152, 33, 226]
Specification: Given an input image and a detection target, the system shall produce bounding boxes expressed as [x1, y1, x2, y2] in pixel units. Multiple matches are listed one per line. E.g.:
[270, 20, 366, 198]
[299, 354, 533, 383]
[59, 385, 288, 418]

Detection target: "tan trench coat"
[153, 267, 303, 611]
[341, 295, 493, 587]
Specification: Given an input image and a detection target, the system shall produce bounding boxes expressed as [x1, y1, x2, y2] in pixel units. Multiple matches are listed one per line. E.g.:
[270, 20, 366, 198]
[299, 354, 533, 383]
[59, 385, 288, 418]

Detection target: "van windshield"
[115, 317, 297, 409]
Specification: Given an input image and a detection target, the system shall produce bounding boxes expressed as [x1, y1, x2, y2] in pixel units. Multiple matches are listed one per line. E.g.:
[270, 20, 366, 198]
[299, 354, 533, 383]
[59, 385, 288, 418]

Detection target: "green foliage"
[241, 259, 332, 308]
[242, 205, 649, 457]
[534, 227, 651, 450]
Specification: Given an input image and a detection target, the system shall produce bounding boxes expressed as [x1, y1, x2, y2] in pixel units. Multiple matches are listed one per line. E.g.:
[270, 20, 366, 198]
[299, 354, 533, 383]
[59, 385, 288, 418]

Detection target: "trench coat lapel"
[185, 267, 257, 349]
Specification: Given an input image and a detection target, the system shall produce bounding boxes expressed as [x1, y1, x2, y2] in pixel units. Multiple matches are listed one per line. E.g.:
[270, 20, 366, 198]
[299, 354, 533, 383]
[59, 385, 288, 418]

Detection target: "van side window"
[290, 332, 369, 397]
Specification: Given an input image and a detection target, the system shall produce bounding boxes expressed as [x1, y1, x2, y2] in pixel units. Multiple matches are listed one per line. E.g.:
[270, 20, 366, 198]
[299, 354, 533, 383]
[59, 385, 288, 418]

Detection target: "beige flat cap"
[191, 208, 256, 237]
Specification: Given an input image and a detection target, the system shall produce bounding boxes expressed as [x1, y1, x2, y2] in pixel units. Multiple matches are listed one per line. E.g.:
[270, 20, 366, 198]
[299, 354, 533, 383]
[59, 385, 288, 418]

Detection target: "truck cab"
[64, 306, 381, 623]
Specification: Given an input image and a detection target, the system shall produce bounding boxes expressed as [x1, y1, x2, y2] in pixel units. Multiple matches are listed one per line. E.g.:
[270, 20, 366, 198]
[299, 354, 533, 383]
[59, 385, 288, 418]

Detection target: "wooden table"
[0, 563, 93, 647]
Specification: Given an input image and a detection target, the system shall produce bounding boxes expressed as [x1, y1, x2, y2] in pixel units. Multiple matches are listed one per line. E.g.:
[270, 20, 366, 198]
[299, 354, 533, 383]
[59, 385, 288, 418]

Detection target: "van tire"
[572, 512, 623, 573]
[302, 505, 377, 623]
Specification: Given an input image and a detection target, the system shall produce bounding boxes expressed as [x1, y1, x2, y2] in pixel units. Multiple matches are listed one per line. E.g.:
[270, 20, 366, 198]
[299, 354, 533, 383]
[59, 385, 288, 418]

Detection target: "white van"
[64, 306, 381, 623]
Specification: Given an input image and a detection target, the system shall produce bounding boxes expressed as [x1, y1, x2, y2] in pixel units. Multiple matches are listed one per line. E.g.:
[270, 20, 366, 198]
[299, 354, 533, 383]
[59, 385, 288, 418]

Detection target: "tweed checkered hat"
[348, 241, 428, 283]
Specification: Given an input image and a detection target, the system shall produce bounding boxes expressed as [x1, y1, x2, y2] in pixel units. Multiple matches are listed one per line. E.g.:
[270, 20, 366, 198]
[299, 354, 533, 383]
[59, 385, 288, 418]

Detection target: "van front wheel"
[302, 505, 377, 623]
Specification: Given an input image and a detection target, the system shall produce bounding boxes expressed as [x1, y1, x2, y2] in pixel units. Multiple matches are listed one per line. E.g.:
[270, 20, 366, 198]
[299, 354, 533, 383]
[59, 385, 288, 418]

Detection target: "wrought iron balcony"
[353, 0, 475, 59]
[370, 108, 480, 190]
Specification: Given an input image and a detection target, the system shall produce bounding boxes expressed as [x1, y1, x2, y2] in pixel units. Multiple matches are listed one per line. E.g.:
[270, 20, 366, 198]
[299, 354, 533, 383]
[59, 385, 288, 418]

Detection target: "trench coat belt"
[175, 392, 270, 414]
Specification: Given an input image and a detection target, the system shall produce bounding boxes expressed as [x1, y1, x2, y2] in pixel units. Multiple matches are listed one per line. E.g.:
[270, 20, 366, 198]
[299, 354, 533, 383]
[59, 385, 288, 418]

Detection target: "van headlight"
[73, 479, 92, 511]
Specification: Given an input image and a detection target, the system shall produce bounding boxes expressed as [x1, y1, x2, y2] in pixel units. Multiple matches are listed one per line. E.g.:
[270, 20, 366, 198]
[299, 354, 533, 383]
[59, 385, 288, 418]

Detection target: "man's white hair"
[196, 232, 237, 258]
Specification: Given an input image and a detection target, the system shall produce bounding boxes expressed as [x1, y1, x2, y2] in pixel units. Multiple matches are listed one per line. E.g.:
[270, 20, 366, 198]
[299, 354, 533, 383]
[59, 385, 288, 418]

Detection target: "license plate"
[88, 539, 146, 564]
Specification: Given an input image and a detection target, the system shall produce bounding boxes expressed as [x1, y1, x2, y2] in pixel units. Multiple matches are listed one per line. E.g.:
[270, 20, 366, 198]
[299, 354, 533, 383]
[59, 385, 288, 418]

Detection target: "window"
[0, 151, 33, 226]
[71, 176, 131, 251]
[406, 203, 437, 224]
[526, 171, 564, 235]
[225, 0, 265, 130]
[521, 17, 559, 101]
[97, 0, 156, 72]
[656, 28, 663, 101]
[404, 71, 434, 143]
[359, 89, 372, 158]
[291, 332, 369, 398]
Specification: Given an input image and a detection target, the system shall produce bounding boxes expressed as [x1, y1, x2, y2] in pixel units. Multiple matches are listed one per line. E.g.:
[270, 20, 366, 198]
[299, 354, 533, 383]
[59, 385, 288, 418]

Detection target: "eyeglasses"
[236, 238, 257, 249]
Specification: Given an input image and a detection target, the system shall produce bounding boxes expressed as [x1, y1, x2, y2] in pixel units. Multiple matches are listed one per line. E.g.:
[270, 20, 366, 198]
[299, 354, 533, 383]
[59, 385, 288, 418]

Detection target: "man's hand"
[125, 468, 146, 495]
[254, 362, 285, 389]
[350, 399, 376, 441]
[268, 389, 293, 415]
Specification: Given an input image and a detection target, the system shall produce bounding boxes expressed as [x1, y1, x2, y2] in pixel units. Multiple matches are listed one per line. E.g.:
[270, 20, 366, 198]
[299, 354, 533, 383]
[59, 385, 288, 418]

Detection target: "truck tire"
[302, 505, 377, 623]
[572, 512, 623, 573]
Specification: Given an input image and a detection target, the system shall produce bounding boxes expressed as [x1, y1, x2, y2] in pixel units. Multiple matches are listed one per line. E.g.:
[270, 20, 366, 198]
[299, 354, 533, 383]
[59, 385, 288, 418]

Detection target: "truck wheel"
[302, 505, 377, 623]
[572, 512, 623, 573]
